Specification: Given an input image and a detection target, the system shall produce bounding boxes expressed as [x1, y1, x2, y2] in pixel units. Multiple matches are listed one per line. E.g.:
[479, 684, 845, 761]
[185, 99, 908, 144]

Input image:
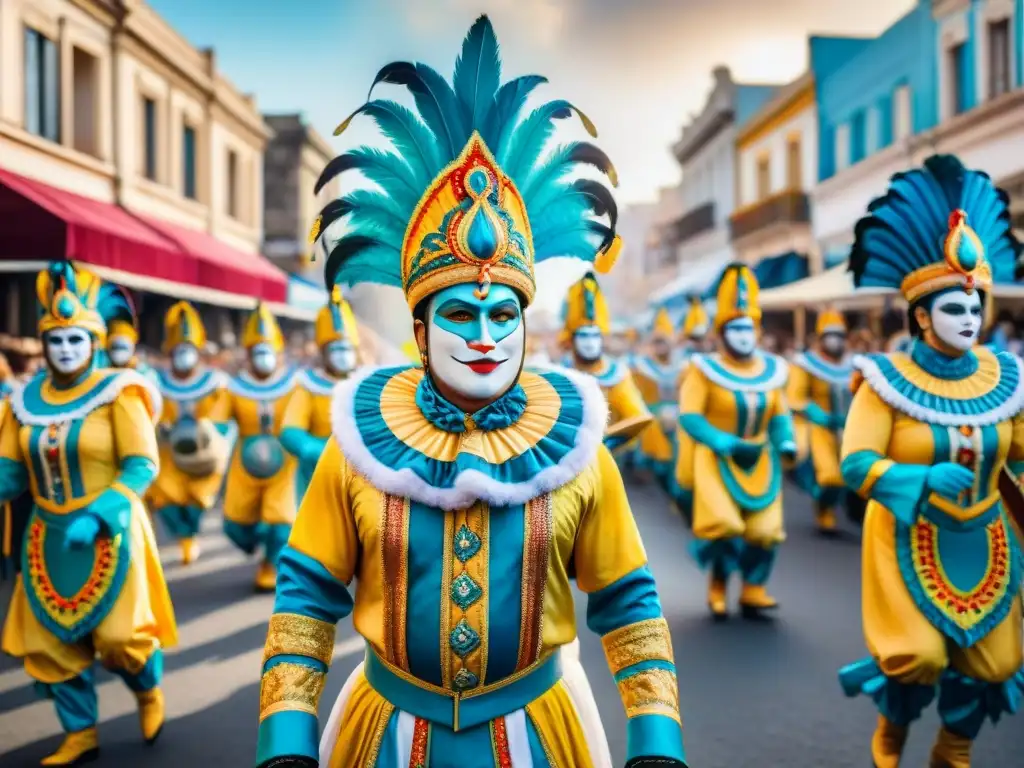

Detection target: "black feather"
[569, 143, 619, 187]
[316, 199, 351, 235]
[367, 62, 418, 101]
[324, 235, 381, 290]
[572, 179, 618, 232]
[315, 154, 363, 196]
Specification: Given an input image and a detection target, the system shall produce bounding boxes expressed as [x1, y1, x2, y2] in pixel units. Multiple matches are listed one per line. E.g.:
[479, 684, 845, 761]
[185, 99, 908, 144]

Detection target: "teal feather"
[500, 100, 576, 180]
[345, 147, 420, 210]
[97, 283, 135, 328]
[534, 228, 602, 262]
[482, 75, 547, 150]
[453, 15, 501, 133]
[519, 144, 579, 199]
[358, 101, 442, 183]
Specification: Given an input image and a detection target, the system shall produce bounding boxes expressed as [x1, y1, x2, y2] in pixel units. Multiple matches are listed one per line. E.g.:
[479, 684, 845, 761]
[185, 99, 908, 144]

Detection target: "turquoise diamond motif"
[452, 668, 479, 691]
[449, 619, 480, 657]
[450, 573, 482, 610]
[454, 525, 481, 563]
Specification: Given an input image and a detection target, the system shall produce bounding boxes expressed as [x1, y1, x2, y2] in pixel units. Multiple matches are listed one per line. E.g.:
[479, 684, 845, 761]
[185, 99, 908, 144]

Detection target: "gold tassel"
[594, 235, 622, 274]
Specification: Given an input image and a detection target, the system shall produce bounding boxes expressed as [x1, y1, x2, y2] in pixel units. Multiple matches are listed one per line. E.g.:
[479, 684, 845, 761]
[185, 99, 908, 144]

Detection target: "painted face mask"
[325, 340, 357, 375]
[820, 332, 846, 358]
[250, 342, 278, 376]
[172, 343, 200, 375]
[426, 284, 525, 402]
[573, 325, 603, 362]
[45, 327, 93, 376]
[722, 318, 757, 358]
[107, 335, 135, 367]
[929, 288, 983, 352]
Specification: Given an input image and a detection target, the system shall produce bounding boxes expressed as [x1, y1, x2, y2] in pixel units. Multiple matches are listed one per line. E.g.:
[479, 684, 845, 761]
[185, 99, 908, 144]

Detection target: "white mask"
[723, 318, 757, 358]
[573, 325, 603, 362]
[821, 332, 846, 357]
[172, 343, 199, 375]
[426, 284, 525, 403]
[325, 340, 357, 375]
[250, 343, 278, 376]
[929, 289, 983, 352]
[45, 327, 93, 376]
[107, 335, 135, 367]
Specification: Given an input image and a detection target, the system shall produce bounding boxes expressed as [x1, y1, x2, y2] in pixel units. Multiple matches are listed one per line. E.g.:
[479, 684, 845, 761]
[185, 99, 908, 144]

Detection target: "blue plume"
[96, 282, 134, 328]
[850, 155, 1020, 290]
[337, 100, 441, 184]
[500, 100, 594, 183]
[453, 15, 501, 134]
[481, 75, 548, 149]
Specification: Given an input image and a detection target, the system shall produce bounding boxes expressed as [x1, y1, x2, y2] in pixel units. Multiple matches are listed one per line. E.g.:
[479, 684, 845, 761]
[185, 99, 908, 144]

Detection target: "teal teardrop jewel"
[956, 229, 980, 271]
[465, 207, 499, 262]
[57, 296, 76, 319]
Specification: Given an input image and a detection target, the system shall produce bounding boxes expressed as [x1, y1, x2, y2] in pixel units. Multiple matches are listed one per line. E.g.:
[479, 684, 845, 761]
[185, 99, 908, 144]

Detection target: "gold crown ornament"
[900, 210, 992, 303]
[316, 286, 361, 348]
[714, 263, 761, 331]
[563, 272, 611, 336]
[242, 303, 285, 351]
[107, 319, 139, 345]
[36, 261, 132, 344]
[163, 301, 207, 353]
[651, 307, 674, 340]
[815, 307, 847, 336]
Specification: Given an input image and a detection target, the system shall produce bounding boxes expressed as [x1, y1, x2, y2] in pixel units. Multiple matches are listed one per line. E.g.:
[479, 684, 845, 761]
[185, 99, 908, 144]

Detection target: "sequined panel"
[601, 617, 674, 676]
[516, 494, 552, 670]
[491, 716, 513, 768]
[617, 667, 681, 722]
[258, 662, 326, 721]
[447, 503, 488, 690]
[262, 613, 336, 667]
[381, 494, 410, 670]
[409, 716, 430, 768]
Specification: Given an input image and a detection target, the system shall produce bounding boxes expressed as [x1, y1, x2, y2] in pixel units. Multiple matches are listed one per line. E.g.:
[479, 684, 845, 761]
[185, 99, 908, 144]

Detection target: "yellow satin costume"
[837, 155, 1024, 768]
[631, 309, 682, 473]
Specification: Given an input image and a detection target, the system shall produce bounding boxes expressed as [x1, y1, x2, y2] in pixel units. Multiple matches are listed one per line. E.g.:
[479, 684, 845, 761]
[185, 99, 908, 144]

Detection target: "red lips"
[465, 360, 501, 374]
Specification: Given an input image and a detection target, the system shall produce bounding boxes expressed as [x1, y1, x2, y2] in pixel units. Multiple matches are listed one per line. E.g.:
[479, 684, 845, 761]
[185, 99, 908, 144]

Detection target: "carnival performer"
[106, 317, 158, 382]
[211, 303, 299, 592]
[0, 262, 175, 765]
[563, 272, 654, 454]
[632, 309, 683, 490]
[787, 308, 853, 534]
[255, 16, 687, 768]
[677, 263, 796, 620]
[281, 286, 360, 500]
[837, 155, 1024, 768]
[149, 302, 231, 565]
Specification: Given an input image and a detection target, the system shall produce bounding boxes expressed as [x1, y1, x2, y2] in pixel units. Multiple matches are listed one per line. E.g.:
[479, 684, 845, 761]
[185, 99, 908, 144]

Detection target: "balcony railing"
[729, 190, 810, 241]
[667, 202, 715, 246]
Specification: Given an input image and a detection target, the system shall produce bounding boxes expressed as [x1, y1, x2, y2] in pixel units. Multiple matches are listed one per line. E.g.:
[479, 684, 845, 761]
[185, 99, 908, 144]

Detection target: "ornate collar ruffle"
[792, 351, 852, 386]
[299, 368, 343, 397]
[331, 365, 608, 510]
[633, 356, 681, 387]
[11, 369, 161, 426]
[157, 367, 226, 401]
[853, 347, 1024, 426]
[690, 352, 789, 393]
[579, 357, 627, 387]
[909, 340, 979, 380]
[228, 367, 298, 400]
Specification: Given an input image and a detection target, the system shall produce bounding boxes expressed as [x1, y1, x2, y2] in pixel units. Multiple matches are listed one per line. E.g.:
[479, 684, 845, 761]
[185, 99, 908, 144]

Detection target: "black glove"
[625, 758, 689, 768]
[257, 757, 317, 768]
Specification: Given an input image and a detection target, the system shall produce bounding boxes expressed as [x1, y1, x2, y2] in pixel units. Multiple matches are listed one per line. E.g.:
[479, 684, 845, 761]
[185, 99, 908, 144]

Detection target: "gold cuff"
[602, 617, 674, 676]
[259, 662, 327, 722]
[263, 613, 336, 667]
[618, 667, 681, 722]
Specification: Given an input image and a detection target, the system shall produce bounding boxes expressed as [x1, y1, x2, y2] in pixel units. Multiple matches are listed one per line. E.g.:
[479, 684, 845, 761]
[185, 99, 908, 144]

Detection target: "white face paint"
[820, 332, 846, 358]
[426, 284, 525, 403]
[45, 327, 93, 376]
[325, 340, 357, 375]
[172, 343, 200, 375]
[722, 318, 757, 358]
[573, 325, 604, 362]
[929, 289, 983, 352]
[250, 342, 278, 376]
[107, 335, 135, 367]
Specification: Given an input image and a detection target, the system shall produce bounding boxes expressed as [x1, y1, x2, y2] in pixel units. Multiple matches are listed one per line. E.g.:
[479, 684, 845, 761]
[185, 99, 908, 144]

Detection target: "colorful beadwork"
[491, 716, 513, 768]
[408, 716, 429, 768]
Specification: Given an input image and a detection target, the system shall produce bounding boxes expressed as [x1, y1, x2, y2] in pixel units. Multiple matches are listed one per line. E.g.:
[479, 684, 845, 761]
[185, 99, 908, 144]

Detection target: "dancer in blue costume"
[837, 155, 1024, 768]
[256, 16, 687, 768]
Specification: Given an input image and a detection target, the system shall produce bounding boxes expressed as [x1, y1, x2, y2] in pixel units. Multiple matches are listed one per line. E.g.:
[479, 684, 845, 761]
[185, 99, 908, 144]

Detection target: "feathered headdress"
[310, 15, 621, 312]
[849, 155, 1020, 303]
[714, 263, 761, 331]
[36, 261, 133, 344]
[563, 271, 610, 335]
[163, 301, 207, 353]
[241, 302, 284, 351]
[680, 296, 709, 340]
[316, 285, 360, 348]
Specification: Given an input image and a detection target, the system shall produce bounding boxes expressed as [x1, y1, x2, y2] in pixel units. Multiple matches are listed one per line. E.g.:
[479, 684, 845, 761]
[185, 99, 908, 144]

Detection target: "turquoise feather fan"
[312, 14, 620, 294]
[849, 155, 1021, 291]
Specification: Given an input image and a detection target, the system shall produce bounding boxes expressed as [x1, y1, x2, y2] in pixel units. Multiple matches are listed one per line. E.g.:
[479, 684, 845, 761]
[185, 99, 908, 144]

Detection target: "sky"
[148, 0, 916, 314]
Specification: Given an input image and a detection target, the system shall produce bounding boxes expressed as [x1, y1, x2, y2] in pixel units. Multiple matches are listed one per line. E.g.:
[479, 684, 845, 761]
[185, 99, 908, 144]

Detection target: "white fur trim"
[299, 368, 343, 397]
[690, 352, 789, 393]
[228, 367, 298, 400]
[852, 352, 1024, 427]
[158, 367, 227, 402]
[10, 369, 162, 427]
[791, 352, 852, 387]
[330, 366, 609, 510]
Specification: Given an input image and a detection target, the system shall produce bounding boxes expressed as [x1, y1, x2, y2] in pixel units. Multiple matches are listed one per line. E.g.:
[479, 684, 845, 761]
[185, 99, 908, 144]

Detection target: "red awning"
[0, 168, 196, 284]
[138, 215, 287, 303]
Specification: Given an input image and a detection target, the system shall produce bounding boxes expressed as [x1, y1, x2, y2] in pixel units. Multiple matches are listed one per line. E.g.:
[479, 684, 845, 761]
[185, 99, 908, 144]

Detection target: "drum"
[170, 417, 221, 477]
[240, 435, 285, 480]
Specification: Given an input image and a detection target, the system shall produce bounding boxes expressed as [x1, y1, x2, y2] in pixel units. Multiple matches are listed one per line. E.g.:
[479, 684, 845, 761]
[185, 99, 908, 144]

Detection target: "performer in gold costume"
[150, 302, 231, 564]
[0, 262, 175, 765]
[787, 309, 853, 534]
[105, 316, 158, 382]
[256, 16, 687, 768]
[677, 264, 796, 620]
[838, 155, 1024, 768]
[211, 303, 299, 592]
[563, 273, 653, 454]
[281, 286, 361, 500]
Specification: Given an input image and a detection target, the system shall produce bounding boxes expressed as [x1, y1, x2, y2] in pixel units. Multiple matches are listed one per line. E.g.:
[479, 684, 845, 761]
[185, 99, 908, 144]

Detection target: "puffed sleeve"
[256, 438, 357, 767]
[574, 445, 687, 765]
[604, 374, 654, 452]
[0, 403, 28, 503]
[280, 386, 325, 464]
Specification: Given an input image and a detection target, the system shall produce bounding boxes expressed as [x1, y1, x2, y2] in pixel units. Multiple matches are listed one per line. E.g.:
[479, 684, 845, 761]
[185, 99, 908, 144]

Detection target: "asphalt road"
[1, 483, 1021, 767]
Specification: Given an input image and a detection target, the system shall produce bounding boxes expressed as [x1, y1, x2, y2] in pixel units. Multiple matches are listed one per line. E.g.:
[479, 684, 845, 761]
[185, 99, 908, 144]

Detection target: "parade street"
[0, 484, 1019, 768]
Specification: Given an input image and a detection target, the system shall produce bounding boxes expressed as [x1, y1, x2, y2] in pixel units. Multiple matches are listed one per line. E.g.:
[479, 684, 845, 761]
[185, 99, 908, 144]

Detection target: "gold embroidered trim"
[366, 701, 396, 767]
[601, 617, 674, 675]
[618, 668, 681, 723]
[517, 494, 552, 670]
[259, 662, 327, 722]
[262, 613, 336, 667]
[440, 511, 455, 688]
[381, 494, 410, 670]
